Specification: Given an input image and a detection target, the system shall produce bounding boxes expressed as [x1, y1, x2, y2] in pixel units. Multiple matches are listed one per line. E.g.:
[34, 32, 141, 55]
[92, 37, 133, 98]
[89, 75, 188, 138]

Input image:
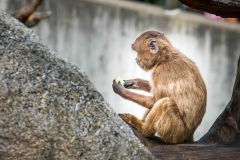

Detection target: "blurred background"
[1, 0, 240, 140]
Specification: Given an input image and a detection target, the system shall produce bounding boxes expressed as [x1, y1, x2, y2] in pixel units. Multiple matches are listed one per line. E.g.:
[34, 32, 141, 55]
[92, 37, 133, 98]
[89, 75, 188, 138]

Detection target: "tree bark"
[178, 0, 240, 18]
[198, 58, 240, 143]
[11, 0, 51, 28]
[130, 126, 240, 159]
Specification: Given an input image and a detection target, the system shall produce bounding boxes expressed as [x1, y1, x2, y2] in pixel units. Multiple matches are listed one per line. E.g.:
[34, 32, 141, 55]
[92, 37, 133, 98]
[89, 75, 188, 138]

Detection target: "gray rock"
[0, 10, 155, 160]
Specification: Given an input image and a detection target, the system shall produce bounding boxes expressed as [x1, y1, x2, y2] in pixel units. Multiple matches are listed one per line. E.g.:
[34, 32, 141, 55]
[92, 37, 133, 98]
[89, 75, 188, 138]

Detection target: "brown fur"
[112, 31, 207, 144]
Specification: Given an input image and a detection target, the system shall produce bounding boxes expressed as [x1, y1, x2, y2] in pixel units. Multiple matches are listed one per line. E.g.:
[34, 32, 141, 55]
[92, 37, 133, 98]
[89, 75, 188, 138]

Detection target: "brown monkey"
[112, 31, 206, 144]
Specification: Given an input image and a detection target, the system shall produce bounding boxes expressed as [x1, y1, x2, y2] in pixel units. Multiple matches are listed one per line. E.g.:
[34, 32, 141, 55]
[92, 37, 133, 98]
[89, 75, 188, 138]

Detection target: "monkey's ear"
[148, 40, 159, 54]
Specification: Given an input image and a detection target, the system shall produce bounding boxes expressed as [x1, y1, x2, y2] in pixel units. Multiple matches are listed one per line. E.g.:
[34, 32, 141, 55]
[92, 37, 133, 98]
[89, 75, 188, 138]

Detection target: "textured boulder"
[0, 10, 154, 160]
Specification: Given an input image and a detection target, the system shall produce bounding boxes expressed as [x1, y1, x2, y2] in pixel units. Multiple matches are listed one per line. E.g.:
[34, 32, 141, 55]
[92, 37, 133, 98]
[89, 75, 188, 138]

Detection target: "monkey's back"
[152, 52, 207, 135]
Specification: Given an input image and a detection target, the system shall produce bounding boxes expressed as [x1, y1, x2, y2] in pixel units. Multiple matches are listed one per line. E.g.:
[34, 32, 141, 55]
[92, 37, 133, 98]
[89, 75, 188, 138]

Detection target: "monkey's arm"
[121, 91, 154, 109]
[124, 78, 151, 92]
[113, 81, 154, 109]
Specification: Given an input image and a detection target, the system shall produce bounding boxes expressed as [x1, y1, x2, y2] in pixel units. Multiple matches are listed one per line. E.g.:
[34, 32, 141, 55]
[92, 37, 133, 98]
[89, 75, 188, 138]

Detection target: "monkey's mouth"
[135, 57, 146, 70]
[135, 57, 140, 65]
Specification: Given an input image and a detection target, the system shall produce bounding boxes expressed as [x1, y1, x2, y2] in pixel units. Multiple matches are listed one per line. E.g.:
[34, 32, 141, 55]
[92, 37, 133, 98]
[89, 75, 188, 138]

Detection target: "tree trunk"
[130, 126, 240, 159]
[198, 58, 240, 143]
[178, 0, 240, 18]
[11, 0, 51, 28]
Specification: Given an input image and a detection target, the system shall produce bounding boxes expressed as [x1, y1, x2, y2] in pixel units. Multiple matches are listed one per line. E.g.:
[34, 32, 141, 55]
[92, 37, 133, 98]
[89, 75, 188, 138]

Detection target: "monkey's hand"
[112, 79, 126, 95]
[124, 79, 138, 89]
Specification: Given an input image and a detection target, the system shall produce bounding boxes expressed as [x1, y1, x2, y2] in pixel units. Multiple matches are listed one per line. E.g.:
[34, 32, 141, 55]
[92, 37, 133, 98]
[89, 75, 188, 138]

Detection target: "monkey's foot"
[119, 113, 143, 133]
[119, 113, 133, 124]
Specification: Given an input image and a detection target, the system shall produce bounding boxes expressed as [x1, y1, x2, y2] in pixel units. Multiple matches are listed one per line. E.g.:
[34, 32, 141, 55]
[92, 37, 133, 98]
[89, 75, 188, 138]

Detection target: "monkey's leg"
[146, 97, 187, 144]
[119, 113, 156, 137]
[120, 97, 188, 144]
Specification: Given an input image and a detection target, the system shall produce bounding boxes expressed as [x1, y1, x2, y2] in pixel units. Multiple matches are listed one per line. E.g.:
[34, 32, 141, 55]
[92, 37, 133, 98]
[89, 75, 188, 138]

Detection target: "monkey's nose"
[135, 57, 139, 64]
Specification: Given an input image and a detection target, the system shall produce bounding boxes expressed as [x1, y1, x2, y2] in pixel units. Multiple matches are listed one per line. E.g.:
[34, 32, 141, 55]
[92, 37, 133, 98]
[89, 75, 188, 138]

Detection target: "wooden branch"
[12, 0, 43, 23]
[199, 59, 240, 143]
[130, 126, 240, 159]
[24, 11, 52, 28]
[11, 0, 51, 28]
[178, 0, 240, 18]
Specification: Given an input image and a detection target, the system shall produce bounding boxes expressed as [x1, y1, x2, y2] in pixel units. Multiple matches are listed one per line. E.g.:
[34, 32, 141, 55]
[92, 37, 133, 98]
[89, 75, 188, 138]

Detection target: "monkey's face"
[132, 31, 170, 71]
[132, 36, 161, 71]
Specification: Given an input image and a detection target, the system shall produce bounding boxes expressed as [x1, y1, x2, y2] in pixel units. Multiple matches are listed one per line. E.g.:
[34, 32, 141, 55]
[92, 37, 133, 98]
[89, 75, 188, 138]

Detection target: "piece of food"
[115, 76, 125, 86]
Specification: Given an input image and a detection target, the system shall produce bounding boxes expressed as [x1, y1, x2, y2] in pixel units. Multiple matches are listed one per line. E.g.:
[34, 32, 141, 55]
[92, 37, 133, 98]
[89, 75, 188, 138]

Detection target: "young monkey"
[112, 31, 207, 144]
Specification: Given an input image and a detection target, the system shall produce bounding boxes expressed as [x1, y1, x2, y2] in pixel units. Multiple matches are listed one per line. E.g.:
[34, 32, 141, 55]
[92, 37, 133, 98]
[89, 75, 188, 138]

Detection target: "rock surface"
[0, 10, 154, 160]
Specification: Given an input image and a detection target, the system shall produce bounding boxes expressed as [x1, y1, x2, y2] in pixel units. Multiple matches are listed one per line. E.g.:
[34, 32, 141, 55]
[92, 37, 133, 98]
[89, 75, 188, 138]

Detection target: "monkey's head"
[132, 31, 172, 71]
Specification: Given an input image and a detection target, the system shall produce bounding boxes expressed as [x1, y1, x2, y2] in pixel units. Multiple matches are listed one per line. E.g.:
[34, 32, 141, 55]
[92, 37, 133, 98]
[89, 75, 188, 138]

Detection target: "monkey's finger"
[124, 80, 133, 88]
[112, 83, 118, 88]
[118, 114, 124, 119]
[124, 84, 131, 88]
[112, 83, 117, 92]
[132, 84, 138, 89]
